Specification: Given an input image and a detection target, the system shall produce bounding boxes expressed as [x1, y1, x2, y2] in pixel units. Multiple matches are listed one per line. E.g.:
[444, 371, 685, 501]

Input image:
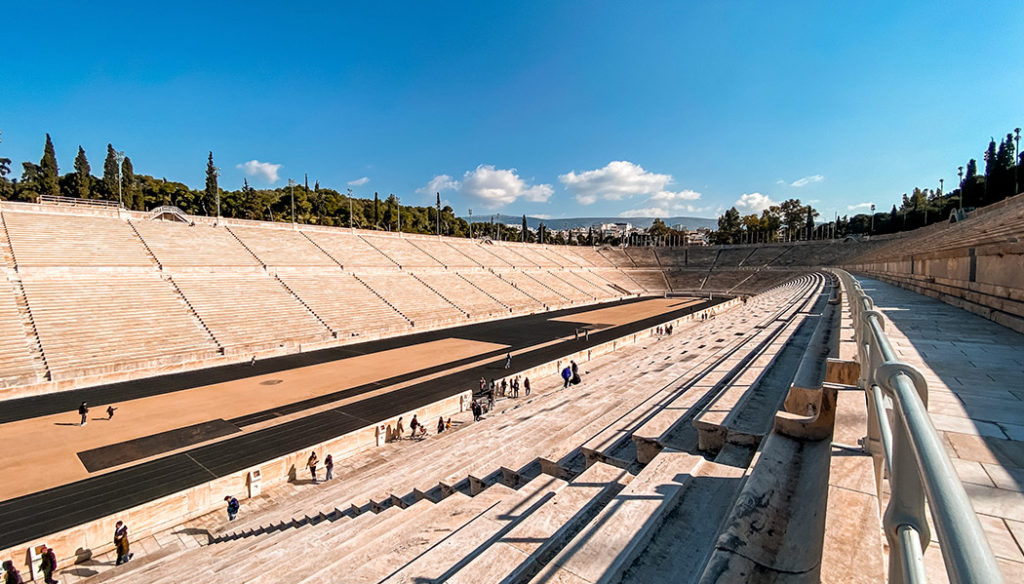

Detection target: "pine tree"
[73, 146, 91, 199]
[205, 152, 218, 216]
[40, 134, 59, 197]
[101, 144, 120, 200]
[121, 156, 137, 209]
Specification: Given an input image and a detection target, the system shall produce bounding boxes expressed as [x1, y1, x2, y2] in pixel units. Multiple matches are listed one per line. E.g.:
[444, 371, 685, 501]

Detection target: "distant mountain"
[461, 214, 718, 231]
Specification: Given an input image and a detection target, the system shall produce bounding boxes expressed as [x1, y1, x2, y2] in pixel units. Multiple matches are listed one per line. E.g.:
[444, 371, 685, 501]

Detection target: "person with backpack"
[78, 402, 89, 426]
[39, 546, 57, 584]
[571, 360, 581, 385]
[2, 560, 23, 584]
[225, 495, 240, 521]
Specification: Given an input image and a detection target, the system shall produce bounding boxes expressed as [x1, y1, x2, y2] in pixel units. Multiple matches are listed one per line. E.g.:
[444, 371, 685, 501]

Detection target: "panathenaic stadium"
[0, 195, 1021, 583]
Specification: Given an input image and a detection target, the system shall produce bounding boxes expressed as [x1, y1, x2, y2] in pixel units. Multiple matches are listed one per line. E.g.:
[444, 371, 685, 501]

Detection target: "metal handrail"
[829, 269, 1002, 584]
[37, 194, 122, 208]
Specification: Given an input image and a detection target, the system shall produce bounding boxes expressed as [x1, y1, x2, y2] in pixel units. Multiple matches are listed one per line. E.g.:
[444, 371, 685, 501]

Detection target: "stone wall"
[846, 241, 1024, 333]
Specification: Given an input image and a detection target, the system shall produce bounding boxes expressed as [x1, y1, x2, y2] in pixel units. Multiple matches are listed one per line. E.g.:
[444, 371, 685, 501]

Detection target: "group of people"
[655, 324, 674, 336]
[305, 451, 334, 483]
[393, 414, 450, 442]
[1, 544, 57, 584]
[480, 376, 531, 400]
[76, 402, 117, 426]
[560, 360, 581, 388]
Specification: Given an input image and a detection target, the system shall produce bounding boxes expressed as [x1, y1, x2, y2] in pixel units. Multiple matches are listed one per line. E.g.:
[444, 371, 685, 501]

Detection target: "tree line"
[712, 128, 1022, 243]
[0, 135, 576, 243]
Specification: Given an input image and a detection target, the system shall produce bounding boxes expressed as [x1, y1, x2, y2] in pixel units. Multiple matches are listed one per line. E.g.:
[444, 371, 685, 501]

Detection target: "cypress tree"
[102, 144, 119, 200]
[522, 214, 528, 242]
[40, 134, 59, 197]
[205, 152, 218, 216]
[121, 156, 137, 209]
[73, 146, 91, 199]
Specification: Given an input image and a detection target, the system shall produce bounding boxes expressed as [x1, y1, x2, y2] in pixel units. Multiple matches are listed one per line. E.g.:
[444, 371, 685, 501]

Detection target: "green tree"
[648, 218, 670, 238]
[121, 156, 137, 209]
[761, 206, 782, 241]
[102, 144, 120, 200]
[373, 192, 380, 227]
[804, 205, 818, 237]
[40, 133, 60, 197]
[715, 207, 742, 244]
[73, 146, 91, 199]
[778, 198, 805, 233]
[204, 152, 218, 216]
[521, 214, 528, 242]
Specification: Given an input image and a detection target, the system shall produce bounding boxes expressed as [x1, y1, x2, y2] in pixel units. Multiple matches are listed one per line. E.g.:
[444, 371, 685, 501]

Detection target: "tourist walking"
[501, 378, 508, 397]
[106, 405, 117, 420]
[471, 400, 482, 421]
[324, 454, 333, 481]
[437, 417, 445, 434]
[395, 416, 404, 441]
[524, 377, 531, 397]
[505, 352, 511, 369]
[113, 521, 132, 565]
[2, 560, 23, 584]
[409, 415, 420, 439]
[39, 546, 57, 584]
[225, 496, 240, 521]
[561, 366, 572, 388]
[306, 452, 319, 483]
[570, 360, 580, 385]
[78, 402, 89, 426]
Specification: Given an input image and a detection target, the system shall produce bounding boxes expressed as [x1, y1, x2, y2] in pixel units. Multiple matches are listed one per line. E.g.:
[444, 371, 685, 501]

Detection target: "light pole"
[346, 188, 354, 228]
[115, 150, 125, 208]
[214, 166, 221, 223]
[288, 179, 296, 224]
[1015, 128, 1021, 196]
[958, 166, 965, 210]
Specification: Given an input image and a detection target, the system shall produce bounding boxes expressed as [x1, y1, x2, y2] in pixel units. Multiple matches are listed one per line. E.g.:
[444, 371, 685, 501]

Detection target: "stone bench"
[529, 449, 706, 583]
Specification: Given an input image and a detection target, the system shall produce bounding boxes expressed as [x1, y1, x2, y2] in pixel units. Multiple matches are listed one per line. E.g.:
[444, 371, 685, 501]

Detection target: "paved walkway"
[855, 277, 1024, 582]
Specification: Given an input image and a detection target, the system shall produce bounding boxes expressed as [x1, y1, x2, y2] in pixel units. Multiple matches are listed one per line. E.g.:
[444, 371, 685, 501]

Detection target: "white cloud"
[847, 202, 874, 211]
[650, 189, 701, 202]
[417, 165, 553, 208]
[735, 192, 776, 214]
[791, 174, 824, 187]
[236, 160, 282, 184]
[348, 176, 370, 187]
[417, 174, 460, 195]
[559, 161, 672, 205]
[531, 214, 552, 219]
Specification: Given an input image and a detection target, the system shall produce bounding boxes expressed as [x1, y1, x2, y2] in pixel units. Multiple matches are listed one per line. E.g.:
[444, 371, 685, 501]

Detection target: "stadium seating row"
[91, 275, 823, 584]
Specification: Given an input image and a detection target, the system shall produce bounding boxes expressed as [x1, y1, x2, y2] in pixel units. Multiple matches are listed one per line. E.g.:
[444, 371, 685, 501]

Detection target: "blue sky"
[2, 1, 1022, 222]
